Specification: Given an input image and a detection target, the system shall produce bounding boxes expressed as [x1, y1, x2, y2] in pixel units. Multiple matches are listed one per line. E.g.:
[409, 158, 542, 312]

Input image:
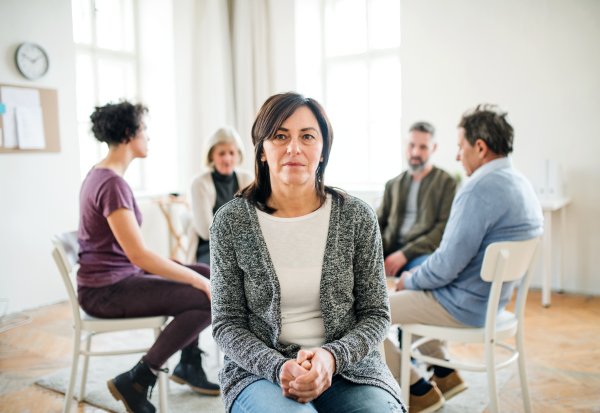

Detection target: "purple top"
[77, 168, 143, 288]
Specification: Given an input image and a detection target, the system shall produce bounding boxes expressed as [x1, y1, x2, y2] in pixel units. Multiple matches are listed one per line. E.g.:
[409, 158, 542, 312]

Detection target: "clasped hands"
[279, 348, 335, 404]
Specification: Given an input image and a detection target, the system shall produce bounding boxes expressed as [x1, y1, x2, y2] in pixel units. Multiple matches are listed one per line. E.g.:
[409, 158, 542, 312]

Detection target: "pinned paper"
[0, 103, 5, 114]
[15, 106, 45, 149]
[0, 86, 41, 148]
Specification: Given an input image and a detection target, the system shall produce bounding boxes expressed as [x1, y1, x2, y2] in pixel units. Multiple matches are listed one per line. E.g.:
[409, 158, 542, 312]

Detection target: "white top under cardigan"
[255, 195, 331, 350]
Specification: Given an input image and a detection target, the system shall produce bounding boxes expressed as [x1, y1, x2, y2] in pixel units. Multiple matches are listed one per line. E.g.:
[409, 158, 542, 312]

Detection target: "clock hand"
[23, 54, 36, 63]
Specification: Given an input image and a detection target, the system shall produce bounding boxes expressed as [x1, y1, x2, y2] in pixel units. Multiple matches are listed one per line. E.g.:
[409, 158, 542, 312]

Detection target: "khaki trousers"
[385, 290, 468, 386]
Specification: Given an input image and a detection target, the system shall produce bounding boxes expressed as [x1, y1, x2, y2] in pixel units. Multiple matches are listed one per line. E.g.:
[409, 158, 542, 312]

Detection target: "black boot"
[171, 346, 220, 395]
[107, 361, 157, 413]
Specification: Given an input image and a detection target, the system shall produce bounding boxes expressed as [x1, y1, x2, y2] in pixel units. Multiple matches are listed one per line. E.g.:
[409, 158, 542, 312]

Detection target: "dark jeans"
[196, 238, 210, 265]
[394, 254, 431, 277]
[78, 264, 211, 370]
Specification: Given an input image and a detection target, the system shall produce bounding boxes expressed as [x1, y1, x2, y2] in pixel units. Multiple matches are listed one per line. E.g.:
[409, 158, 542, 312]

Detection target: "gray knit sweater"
[210, 195, 405, 413]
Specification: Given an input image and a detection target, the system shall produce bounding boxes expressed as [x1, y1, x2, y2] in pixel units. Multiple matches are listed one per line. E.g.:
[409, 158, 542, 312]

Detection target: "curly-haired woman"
[77, 101, 219, 413]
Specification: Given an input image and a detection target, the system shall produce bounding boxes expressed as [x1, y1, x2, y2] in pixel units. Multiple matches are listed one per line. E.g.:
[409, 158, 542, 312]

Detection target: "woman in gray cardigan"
[210, 92, 405, 413]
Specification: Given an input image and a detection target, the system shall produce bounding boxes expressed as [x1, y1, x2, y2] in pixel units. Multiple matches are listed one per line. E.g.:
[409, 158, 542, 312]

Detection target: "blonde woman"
[189, 126, 253, 264]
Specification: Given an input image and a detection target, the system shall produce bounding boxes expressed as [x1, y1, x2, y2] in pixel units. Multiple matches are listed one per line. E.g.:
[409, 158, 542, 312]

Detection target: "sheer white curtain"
[193, 0, 272, 174]
[232, 0, 272, 169]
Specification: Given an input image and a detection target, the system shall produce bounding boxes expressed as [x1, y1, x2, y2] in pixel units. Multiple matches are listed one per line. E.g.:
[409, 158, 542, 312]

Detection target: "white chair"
[51, 232, 169, 413]
[400, 237, 542, 413]
[180, 210, 198, 265]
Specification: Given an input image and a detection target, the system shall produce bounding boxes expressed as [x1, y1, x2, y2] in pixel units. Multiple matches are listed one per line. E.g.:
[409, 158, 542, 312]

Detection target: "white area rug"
[35, 327, 511, 413]
[36, 356, 511, 413]
[430, 369, 511, 413]
[36, 352, 225, 413]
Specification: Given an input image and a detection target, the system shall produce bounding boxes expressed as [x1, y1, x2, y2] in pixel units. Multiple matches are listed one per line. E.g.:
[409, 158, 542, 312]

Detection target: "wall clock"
[15, 42, 50, 80]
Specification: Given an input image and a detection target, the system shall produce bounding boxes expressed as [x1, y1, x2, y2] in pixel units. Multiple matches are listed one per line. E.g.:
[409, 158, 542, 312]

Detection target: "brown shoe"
[409, 382, 445, 413]
[430, 371, 468, 400]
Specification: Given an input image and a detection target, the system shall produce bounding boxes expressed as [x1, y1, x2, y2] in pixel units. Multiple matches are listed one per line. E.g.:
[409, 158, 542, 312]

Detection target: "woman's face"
[212, 142, 239, 175]
[261, 106, 323, 189]
[129, 121, 149, 158]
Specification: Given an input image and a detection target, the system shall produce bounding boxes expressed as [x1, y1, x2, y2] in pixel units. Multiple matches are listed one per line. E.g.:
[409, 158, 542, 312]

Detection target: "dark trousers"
[78, 264, 211, 370]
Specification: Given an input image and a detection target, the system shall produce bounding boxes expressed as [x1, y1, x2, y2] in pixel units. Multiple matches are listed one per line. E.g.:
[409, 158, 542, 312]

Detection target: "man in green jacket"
[377, 122, 457, 277]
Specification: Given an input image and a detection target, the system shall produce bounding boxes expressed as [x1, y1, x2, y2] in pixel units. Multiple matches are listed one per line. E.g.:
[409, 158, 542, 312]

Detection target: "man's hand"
[395, 271, 410, 291]
[288, 348, 335, 403]
[384, 250, 407, 277]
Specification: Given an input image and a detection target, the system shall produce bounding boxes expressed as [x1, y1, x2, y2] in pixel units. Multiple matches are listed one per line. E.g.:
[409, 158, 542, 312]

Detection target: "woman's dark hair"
[237, 92, 345, 213]
[458, 104, 513, 156]
[90, 101, 148, 145]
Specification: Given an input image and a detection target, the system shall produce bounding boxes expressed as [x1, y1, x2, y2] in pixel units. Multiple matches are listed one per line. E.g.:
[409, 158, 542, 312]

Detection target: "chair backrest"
[481, 238, 538, 283]
[480, 237, 542, 336]
[51, 231, 81, 328]
[180, 210, 198, 264]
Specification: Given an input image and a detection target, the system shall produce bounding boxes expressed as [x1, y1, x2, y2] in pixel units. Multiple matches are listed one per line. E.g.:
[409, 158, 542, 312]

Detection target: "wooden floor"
[0, 290, 599, 412]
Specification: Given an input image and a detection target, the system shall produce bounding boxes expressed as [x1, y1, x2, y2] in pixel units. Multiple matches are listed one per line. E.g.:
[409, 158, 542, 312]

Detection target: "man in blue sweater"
[384, 105, 543, 413]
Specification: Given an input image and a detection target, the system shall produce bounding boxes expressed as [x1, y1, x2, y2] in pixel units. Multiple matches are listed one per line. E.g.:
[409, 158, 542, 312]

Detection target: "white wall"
[0, 0, 80, 312]
[401, 0, 600, 294]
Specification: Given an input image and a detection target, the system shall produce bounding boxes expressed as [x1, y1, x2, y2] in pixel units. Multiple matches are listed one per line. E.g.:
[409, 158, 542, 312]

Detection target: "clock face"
[15, 43, 49, 80]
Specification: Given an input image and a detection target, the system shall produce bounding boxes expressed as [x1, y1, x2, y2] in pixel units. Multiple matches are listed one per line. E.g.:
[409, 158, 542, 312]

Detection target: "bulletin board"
[0, 84, 60, 154]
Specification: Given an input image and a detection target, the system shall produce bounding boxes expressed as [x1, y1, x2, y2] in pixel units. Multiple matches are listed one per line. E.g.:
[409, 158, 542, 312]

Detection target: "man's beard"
[408, 157, 426, 172]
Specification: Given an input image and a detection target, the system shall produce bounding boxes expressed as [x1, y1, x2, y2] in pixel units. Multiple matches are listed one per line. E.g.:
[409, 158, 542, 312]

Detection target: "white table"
[539, 197, 572, 307]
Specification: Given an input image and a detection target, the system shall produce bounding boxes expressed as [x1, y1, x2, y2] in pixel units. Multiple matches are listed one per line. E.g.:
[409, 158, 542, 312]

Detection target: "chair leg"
[63, 328, 81, 413]
[78, 335, 91, 402]
[401, 330, 412, 411]
[516, 327, 533, 412]
[485, 339, 500, 413]
[154, 327, 168, 413]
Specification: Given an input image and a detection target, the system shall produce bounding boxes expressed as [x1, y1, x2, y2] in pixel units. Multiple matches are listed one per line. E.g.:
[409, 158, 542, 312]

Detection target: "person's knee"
[388, 290, 423, 323]
[175, 286, 212, 311]
[233, 380, 317, 413]
[187, 263, 210, 278]
[314, 378, 402, 413]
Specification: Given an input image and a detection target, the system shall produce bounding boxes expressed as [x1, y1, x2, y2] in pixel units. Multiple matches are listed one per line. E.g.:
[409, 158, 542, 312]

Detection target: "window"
[296, 0, 401, 189]
[72, 0, 143, 190]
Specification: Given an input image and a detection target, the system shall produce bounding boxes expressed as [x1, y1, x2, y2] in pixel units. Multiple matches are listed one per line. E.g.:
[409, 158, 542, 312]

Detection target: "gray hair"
[204, 126, 246, 168]
[409, 121, 435, 138]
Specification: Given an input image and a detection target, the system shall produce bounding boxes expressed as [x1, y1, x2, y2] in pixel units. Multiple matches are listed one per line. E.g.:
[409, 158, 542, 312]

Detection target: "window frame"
[73, 0, 145, 190]
[320, 0, 402, 190]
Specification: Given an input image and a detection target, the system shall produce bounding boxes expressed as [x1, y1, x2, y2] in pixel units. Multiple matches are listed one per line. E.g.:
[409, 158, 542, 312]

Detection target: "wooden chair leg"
[401, 330, 412, 411]
[78, 336, 91, 402]
[154, 327, 168, 412]
[63, 328, 81, 413]
[485, 340, 500, 413]
[516, 327, 533, 412]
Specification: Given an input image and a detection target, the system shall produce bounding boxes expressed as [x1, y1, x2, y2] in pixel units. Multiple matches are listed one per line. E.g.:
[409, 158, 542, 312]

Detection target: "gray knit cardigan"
[210, 195, 405, 413]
